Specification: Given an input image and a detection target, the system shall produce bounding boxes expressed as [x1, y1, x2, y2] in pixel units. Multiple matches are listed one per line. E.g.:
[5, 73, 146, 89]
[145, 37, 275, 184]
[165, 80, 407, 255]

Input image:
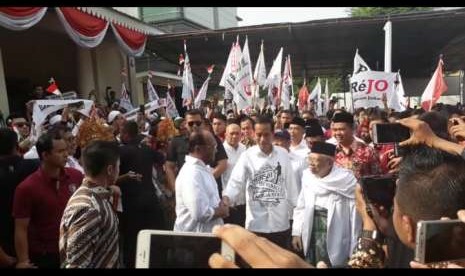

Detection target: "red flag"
[207, 65, 215, 74]
[420, 58, 448, 111]
[46, 78, 61, 96]
[298, 81, 309, 111]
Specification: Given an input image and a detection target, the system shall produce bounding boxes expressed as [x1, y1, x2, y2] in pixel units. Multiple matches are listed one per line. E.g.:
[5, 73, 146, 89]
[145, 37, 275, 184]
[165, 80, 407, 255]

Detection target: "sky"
[237, 7, 349, 26]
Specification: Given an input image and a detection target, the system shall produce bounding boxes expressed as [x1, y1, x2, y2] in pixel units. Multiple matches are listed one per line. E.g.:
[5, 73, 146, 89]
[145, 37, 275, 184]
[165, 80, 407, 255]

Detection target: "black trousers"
[223, 204, 246, 227]
[31, 252, 60, 268]
[252, 228, 291, 250]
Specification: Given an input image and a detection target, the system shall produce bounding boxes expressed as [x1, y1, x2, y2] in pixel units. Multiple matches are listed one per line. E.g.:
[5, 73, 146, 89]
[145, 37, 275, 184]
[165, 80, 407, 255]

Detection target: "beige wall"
[76, 39, 141, 107]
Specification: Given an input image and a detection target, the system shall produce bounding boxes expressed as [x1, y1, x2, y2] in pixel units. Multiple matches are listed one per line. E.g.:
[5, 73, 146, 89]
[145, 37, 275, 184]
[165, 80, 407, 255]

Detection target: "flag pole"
[384, 20, 392, 73]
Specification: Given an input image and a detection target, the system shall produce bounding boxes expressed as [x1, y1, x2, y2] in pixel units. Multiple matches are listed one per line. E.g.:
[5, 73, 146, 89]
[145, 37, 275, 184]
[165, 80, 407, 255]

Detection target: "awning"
[0, 7, 162, 56]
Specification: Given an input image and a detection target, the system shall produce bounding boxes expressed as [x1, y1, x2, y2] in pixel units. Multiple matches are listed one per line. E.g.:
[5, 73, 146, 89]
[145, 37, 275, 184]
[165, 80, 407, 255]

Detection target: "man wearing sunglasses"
[166, 109, 228, 195]
[11, 115, 32, 155]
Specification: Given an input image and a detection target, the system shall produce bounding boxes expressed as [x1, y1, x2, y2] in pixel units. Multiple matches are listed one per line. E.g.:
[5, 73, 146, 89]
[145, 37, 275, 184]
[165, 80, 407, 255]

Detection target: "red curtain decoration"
[0, 7, 47, 31]
[111, 22, 147, 57]
[55, 7, 109, 48]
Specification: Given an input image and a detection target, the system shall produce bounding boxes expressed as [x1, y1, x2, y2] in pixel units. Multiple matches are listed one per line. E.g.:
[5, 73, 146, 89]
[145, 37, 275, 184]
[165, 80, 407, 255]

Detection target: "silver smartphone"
[135, 230, 235, 268]
[415, 219, 465, 264]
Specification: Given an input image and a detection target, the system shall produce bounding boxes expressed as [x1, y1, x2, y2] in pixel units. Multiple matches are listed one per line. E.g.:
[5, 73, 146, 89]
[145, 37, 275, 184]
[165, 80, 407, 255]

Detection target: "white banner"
[350, 71, 397, 109]
[46, 91, 77, 100]
[124, 99, 166, 121]
[31, 99, 94, 141]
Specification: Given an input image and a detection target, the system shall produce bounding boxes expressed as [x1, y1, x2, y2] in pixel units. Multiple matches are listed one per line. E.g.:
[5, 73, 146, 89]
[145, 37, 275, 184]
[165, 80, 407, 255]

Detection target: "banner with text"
[350, 71, 397, 109]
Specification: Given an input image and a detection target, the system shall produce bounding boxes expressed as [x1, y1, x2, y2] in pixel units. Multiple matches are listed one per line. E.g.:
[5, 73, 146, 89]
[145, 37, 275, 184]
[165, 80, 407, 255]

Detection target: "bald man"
[174, 130, 229, 232]
[222, 124, 246, 226]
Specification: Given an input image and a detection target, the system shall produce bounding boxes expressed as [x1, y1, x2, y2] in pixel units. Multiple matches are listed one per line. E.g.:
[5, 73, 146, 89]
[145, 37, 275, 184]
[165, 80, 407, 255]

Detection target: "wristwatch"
[360, 230, 385, 244]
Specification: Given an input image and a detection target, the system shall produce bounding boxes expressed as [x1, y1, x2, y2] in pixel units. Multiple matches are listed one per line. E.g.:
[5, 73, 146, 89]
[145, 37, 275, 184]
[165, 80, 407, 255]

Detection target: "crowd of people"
[1, 87, 465, 268]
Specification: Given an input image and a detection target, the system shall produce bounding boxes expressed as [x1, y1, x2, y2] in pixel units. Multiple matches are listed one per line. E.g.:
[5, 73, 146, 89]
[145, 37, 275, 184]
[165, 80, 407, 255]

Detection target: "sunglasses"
[14, 123, 29, 128]
[187, 121, 202, 127]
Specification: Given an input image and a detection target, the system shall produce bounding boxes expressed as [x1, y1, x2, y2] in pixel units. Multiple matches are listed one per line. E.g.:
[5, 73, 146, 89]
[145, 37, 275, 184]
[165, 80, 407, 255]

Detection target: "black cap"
[290, 117, 305, 128]
[311, 141, 336, 157]
[305, 119, 324, 137]
[332, 111, 354, 125]
[274, 130, 291, 140]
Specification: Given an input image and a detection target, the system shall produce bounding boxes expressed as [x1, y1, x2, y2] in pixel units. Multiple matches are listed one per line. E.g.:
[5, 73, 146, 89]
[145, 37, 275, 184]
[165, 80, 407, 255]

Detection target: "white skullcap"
[108, 110, 122, 124]
[49, 114, 62, 125]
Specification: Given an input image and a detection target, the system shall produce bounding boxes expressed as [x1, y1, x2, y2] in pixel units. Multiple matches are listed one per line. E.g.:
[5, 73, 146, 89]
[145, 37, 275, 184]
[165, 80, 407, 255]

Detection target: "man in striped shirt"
[59, 141, 121, 268]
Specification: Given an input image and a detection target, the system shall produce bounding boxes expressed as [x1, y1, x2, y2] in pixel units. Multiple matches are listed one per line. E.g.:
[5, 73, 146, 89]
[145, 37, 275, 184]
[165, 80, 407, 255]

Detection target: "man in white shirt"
[289, 117, 310, 159]
[223, 116, 298, 249]
[273, 130, 307, 198]
[222, 123, 246, 226]
[292, 141, 361, 267]
[174, 130, 229, 233]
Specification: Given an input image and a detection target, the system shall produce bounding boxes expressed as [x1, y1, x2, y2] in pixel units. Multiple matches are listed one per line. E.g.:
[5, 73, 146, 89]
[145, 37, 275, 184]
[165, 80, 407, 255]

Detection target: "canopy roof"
[145, 8, 465, 86]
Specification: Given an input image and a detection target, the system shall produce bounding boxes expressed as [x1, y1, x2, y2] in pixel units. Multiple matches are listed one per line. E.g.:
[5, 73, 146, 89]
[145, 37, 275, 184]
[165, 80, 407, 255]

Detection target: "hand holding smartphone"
[136, 230, 235, 268]
[372, 123, 410, 144]
[415, 219, 465, 264]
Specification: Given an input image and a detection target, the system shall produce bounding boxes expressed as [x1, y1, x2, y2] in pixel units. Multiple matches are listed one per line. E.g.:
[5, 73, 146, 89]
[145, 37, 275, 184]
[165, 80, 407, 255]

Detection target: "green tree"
[349, 7, 433, 17]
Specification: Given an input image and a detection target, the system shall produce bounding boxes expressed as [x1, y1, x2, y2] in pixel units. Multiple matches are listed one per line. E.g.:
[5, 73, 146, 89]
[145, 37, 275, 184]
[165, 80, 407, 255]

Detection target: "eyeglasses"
[187, 121, 202, 127]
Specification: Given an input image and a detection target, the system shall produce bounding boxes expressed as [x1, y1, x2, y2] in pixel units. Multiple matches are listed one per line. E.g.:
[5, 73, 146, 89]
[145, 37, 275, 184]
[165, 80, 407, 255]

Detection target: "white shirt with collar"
[290, 138, 310, 160]
[174, 155, 224, 233]
[222, 141, 246, 206]
[223, 145, 298, 233]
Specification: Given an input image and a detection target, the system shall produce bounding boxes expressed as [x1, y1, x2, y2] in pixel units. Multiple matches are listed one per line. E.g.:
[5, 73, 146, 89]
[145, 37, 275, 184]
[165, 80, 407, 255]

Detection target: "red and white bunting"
[0, 7, 47, 31]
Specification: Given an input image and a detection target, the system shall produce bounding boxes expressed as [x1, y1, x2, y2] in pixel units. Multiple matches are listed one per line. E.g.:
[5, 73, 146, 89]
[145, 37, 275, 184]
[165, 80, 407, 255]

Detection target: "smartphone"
[136, 230, 235, 268]
[415, 219, 465, 264]
[372, 123, 410, 144]
[360, 175, 396, 211]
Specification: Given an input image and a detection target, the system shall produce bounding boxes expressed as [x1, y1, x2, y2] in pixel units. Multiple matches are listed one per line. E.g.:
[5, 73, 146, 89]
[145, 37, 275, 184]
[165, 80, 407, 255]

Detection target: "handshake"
[214, 196, 231, 219]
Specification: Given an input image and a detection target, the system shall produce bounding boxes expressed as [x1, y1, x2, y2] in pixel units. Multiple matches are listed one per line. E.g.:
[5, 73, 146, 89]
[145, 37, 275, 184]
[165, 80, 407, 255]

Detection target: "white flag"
[387, 72, 407, 112]
[280, 55, 292, 109]
[181, 43, 195, 106]
[324, 78, 330, 113]
[119, 83, 134, 112]
[234, 36, 254, 111]
[264, 47, 283, 108]
[165, 85, 179, 118]
[194, 75, 211, 109]
[254, 40, 267, 87]
[224, 39, 241, 101]
[353, 49, 371, 75]
[220, 43, 234, 87]
[147, 75, 159, 102]
[308, 77, 321, 101]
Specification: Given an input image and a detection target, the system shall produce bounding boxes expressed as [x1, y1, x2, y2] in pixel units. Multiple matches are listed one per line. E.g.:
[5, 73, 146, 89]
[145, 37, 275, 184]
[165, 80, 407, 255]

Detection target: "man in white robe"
[292, 141, 361, 267]
[174, 130, 229, 233]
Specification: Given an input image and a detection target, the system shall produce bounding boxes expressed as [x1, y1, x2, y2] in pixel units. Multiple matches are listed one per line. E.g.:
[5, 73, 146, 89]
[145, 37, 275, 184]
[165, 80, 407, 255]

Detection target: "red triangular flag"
[207, 65, 215, 74]
[46, 79, 61, 96]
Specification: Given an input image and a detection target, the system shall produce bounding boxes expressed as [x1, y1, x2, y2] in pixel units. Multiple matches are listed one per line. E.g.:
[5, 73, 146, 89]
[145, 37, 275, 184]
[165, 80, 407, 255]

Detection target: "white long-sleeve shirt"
[292, 165, 361, 266]
[223, 145, 298, 233]
[174, 155, 223, 233]
[290, 138, 310, 160]
[222, 141, 246, 206]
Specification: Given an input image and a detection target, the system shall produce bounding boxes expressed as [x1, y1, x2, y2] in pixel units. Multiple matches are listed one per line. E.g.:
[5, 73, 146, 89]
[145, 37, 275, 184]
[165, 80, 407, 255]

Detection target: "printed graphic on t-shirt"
[249, 162, 285, 207]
